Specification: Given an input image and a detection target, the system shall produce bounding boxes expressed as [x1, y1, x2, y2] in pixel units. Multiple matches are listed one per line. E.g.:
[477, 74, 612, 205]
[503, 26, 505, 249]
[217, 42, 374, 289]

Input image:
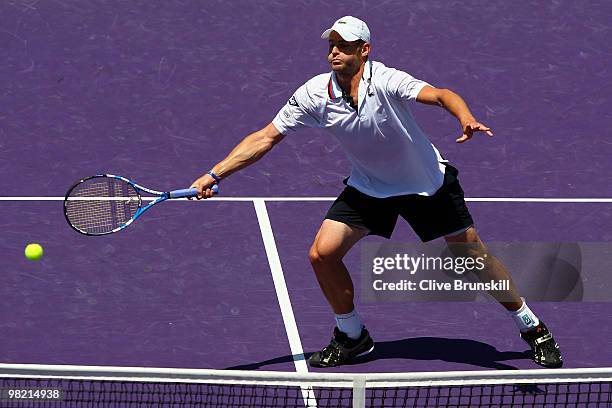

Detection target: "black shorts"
[325, 164, 474, 242]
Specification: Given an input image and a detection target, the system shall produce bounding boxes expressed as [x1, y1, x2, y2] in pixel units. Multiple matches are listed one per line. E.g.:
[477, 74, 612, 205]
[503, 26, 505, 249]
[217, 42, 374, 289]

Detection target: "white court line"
[253, 199, 317, 407]
[2, 197, 612, 203]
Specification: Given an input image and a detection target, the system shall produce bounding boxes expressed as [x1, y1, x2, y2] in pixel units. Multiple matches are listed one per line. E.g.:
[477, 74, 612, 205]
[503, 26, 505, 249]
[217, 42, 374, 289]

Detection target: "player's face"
[327, 31, 368, 74]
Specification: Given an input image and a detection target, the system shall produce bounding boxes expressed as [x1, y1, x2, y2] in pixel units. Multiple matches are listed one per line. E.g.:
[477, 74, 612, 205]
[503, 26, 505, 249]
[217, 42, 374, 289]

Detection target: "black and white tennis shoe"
[520, 321, 563, 368]
[309, 327, 374, 368]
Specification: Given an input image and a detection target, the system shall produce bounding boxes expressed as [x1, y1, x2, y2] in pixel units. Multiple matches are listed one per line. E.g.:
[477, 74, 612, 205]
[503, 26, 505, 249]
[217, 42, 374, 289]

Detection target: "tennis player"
[190, 16, 563, 369]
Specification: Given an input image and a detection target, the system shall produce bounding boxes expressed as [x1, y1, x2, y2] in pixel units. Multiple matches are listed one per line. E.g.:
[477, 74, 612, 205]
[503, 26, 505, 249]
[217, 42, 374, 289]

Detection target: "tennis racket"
[64, 174, 219, 236]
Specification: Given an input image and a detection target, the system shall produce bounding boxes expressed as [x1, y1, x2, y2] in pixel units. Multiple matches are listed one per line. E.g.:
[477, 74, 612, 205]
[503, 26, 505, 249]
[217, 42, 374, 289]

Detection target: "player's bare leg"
[309, 219, 369, 314]
[308, 219, 374, 367]
[445, 226, 562, 367]
[444, 226, 523, 311]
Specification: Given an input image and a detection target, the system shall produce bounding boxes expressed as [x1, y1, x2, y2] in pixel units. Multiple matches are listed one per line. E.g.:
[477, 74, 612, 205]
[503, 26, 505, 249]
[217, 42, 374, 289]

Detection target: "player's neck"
[336, 62, 365, 94]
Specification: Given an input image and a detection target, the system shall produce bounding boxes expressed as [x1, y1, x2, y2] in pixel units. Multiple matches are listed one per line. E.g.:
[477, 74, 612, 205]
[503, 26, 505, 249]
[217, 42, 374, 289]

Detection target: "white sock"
[334, 309, 363, 340]
[510, 298, 540, 332]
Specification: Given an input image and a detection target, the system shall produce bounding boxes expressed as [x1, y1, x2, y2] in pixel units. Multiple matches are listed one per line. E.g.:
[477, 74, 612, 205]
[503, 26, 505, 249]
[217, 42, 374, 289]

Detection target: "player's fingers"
[474, 123, 491, 131]
[456, 134, 470, 143]
[193, 185, 204, 200]
[188, 184, 197, 200]
[474, 123, 494, 137]
[467, 122, 494, 137]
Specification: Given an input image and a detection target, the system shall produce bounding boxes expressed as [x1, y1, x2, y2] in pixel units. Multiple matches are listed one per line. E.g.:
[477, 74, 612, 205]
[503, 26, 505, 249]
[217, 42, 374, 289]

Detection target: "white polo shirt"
[272, 60, 447, 198]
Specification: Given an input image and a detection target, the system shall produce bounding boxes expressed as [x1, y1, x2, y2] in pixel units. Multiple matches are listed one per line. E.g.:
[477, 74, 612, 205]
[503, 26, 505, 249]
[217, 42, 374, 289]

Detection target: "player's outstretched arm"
[416, 86, 493, 143]
[189, 122, 285, 199]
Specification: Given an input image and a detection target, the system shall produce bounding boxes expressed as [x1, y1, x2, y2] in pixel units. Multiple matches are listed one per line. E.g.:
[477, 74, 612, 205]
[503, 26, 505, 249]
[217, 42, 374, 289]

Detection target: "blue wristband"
[207, 170, 221, 183]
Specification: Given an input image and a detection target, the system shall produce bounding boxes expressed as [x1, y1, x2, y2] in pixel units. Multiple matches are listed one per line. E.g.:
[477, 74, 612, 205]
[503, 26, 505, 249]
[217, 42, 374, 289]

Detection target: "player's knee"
[308, 245, 327, 265]
[445, 226, 478, 242]
[309, 242, 341, 265]
[445, 228, 487, 258]
[450, 244, 486, 260]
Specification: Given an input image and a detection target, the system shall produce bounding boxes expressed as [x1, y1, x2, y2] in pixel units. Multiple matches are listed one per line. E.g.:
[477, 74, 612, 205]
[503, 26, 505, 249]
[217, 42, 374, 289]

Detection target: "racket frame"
[64, 174, 208, 236]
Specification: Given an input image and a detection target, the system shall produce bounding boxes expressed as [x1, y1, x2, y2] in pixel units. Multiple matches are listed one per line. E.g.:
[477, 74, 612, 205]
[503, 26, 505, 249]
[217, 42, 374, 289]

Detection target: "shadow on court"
[226, 337, 531, 371]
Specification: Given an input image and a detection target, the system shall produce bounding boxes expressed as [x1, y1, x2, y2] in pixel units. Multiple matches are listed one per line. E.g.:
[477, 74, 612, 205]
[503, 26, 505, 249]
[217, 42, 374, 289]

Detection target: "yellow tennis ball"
[25, 243, 44, 261]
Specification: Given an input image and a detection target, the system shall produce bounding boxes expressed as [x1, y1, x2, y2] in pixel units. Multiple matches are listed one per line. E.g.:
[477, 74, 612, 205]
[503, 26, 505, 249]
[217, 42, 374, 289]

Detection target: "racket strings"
[65, 177, 140, 234]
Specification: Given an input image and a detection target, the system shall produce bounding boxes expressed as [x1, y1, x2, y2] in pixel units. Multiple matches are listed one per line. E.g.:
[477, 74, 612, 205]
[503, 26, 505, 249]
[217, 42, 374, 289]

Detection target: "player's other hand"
[189, 173, 218, 200]
[456, 120, 494, 143]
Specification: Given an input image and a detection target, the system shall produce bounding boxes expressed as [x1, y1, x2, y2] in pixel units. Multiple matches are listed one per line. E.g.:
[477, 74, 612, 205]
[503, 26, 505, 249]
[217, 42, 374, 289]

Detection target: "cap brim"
[320, 28, 333, 39]
[320, 28, 361, 41]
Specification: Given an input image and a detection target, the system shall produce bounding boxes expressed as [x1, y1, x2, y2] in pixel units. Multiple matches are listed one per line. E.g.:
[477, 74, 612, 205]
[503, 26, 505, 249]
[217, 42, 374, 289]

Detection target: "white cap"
[321, 16, 371, 43]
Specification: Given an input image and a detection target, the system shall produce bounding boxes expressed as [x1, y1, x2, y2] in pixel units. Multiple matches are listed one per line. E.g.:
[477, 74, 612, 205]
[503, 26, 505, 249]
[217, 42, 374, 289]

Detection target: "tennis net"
[0, 364, 610, 407]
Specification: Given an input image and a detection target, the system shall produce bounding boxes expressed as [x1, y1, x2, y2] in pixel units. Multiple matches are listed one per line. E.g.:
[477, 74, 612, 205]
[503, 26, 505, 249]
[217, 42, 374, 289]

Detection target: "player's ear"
[361, 42, 371, 59]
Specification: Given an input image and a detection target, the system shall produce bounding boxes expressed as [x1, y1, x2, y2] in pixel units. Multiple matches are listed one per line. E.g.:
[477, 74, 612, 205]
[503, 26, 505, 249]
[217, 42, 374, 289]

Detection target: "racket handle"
[169, 184, 219, 199]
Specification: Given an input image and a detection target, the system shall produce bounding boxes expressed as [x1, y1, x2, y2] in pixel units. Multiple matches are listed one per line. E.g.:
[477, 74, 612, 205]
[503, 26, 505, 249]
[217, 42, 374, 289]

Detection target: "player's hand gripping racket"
[64, 174, 218, 236]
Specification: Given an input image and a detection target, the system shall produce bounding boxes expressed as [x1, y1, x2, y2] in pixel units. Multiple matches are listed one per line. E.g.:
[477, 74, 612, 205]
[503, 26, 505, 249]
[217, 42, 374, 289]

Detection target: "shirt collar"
[327, 60, 372, 100]
[363, 59, 372, 83]
[328, 71, 343, 99]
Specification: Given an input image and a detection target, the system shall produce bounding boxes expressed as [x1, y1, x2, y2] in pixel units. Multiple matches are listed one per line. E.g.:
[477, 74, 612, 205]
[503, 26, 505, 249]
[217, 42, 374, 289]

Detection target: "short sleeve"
[382, 68, 432, 101]
[272, 82, 322, 135]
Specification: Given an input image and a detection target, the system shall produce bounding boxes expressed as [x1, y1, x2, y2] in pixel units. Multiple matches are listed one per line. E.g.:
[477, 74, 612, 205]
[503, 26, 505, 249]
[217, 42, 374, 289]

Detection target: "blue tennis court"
[1, 0, 611, 406]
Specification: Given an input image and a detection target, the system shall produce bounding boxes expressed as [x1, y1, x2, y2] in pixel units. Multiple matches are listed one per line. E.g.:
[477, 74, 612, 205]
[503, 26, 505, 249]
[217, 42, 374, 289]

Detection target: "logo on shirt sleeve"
[288, 96, 299, 107]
